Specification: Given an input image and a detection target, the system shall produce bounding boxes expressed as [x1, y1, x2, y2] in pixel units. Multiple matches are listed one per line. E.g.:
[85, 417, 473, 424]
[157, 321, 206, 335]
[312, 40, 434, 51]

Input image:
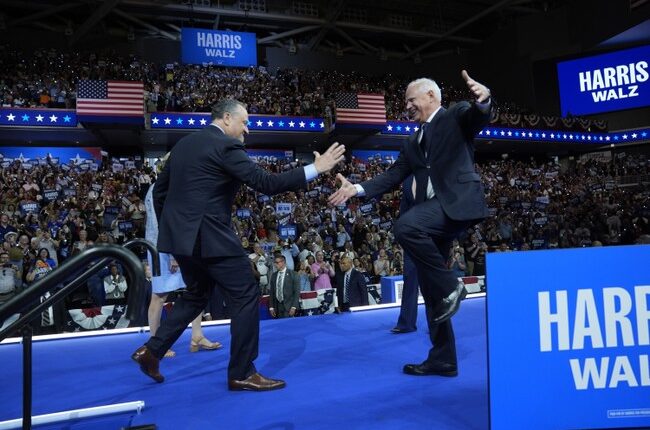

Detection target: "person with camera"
[448, 241, 467, 279]
[103, 263, 128, 302]
[310, 250, 335, 291]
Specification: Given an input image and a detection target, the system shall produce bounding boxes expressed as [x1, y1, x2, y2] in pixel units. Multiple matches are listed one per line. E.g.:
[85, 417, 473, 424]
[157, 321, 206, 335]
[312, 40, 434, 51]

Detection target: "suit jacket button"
[426, 165, 430, 168]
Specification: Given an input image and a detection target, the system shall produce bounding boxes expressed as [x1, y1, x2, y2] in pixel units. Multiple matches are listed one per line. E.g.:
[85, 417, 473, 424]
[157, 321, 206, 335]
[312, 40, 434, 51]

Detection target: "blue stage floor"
[0, 298, 488, 430]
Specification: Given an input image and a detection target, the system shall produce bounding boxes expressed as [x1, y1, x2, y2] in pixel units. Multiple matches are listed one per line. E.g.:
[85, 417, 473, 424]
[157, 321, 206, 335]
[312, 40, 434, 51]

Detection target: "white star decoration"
[200, 118, 207, 125]
[188, 118, 195, 125]
[36, 114, 44, 122]
[164, 117, 171, 125]
[6, 113, 15, 121]
[49, 115, 58, 122]
[151, 117, 159, 125]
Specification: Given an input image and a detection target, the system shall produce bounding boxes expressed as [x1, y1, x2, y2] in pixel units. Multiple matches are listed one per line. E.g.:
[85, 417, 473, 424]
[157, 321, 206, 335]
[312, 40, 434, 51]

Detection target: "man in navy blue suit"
[132, 99, 345, 391]
[330, 70, 491, 376]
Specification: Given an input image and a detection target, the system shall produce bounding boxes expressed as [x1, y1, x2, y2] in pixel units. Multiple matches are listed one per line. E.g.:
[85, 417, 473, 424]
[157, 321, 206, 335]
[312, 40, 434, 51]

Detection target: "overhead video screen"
[181, 28, 257, 67]
[557, 44, 649, 116]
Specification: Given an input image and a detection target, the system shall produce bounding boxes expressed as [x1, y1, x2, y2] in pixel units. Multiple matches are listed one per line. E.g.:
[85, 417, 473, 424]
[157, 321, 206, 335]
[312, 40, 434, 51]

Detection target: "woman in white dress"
[145, 156, 221, 357]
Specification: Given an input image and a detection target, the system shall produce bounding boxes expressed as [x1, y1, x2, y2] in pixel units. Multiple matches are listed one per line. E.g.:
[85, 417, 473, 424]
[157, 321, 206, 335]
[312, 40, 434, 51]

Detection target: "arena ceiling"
[0, 0, 563, 60]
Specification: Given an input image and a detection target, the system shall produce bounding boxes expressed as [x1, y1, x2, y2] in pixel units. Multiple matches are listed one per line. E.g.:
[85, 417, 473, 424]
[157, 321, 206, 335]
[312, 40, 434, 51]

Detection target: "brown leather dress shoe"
[131, 345, 164, 383]
[228, 373, 286, 391]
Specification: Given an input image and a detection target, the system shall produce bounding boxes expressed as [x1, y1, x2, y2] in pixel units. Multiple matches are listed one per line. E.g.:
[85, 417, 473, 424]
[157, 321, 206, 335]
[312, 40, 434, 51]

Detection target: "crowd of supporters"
[0, 48, 604, 130]
[1, 149, 648, 333]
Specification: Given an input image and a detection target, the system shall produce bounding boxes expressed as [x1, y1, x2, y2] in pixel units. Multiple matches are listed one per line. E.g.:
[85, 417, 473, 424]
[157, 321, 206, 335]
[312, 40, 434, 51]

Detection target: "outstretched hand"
[461, 70, 490, 103]
[328, 173, 358, 206]
[313, 142, 346, 174]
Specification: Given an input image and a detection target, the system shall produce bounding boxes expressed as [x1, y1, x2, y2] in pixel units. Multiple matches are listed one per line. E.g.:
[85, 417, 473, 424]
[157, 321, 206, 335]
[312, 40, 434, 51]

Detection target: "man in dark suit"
[132, 99, 345, 391]
[334, 256, 369, 312]
[392, 176, 459, 376]
[330, 70, 491, 376]
[268, 255, 300, 318]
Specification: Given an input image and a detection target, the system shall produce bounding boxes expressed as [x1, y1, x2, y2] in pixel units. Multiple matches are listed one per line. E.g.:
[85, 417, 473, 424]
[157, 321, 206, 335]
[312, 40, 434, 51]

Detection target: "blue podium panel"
[487, 245, 650, 430]
[380, 276, 403, 303]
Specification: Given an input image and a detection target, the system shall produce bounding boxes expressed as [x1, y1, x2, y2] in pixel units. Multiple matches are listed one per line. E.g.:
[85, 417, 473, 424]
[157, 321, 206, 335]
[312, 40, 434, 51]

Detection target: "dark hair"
[211, 99, 247, 121]
[275, 255, 286, 263]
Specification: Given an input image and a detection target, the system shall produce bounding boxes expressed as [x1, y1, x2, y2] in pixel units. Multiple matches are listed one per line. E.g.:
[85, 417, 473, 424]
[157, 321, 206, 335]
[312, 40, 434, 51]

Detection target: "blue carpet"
[0, 298, 488, 430]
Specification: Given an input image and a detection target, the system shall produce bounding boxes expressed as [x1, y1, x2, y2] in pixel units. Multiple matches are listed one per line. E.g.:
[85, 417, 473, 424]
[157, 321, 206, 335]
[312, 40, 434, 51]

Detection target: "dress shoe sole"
[390, 329, 416, 334]
[228, 383, 286, 392]
[403, 368, 458, 377]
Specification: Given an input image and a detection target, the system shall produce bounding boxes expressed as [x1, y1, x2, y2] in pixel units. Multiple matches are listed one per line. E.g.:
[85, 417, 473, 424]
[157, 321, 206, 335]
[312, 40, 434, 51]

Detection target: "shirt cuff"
[476, 97, 491, 114]
[304, 164, 318, 182]
[354, 184, 366, 197]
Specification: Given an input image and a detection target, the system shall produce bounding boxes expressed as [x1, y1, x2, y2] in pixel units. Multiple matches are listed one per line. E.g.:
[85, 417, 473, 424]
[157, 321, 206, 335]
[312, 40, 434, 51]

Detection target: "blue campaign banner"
[557, 45, 650, 116]
[487, 245, 650, 430]
[247, 149, 294, 163]
[279, 224, 297, 239]
[0, 147, 102, 165]
[150, 113, 325, 132]
[181, 28, 257, 67]
[352, 149, 400, 164]
[381, 120, 650, 144]
[236, 208, 251, 219]
[0, 108, 77, 127]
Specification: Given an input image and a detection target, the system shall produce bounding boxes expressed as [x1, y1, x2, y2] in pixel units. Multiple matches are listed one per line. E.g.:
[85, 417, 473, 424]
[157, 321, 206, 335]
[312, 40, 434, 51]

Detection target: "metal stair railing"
[0, 240, 159, 430]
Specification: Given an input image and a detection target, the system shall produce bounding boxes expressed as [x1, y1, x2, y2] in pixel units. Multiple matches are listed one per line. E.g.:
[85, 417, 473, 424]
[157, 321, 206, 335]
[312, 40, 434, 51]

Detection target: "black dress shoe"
[432, 282, 467, 324]
[228, 373, 286, 391]
[403, 362, 458, 377]
[390, 327, 416, 334]
[131, 345, 164, 383]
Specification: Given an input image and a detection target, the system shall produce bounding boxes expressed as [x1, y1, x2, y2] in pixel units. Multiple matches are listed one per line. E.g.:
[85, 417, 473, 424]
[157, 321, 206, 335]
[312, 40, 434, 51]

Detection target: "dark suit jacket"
[360, 102, 490, 223]
[153, 126, 306, 257]
[335, 268, 369, 307]
[268, 269, 301, 312]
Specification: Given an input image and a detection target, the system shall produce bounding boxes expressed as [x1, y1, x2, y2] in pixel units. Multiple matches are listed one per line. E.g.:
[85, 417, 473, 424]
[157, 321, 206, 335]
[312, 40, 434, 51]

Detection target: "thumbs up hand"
[461, 70, 491, 103]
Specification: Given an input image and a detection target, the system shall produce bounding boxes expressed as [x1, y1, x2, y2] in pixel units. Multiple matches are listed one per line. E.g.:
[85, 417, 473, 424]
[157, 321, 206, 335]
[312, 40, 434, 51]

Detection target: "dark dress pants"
[394, 196, 468, 303]
[146, 254, 259, 381]
[394, 197, 467, 366]
[394, 251, 418, 332]
[400, 250, 457, 365]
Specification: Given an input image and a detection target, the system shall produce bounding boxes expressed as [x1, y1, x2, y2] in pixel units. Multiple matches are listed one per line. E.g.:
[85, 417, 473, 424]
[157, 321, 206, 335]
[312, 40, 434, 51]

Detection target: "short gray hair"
[408, 78, 442, 102]
[211, 99, 247, 120]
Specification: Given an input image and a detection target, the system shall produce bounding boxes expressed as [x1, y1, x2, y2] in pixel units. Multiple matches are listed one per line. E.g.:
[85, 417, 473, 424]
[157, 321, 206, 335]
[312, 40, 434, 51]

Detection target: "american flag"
[335, 93, 387, 124]
[76, 80, 144, 116]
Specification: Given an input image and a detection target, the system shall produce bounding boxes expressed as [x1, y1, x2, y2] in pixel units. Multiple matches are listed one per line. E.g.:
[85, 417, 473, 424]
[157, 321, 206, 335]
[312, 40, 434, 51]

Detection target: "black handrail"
[0, 243, 155, 430]
[122, 238, 160, 321]
[0, 244, 146, 328]
[0, 240, 158, 340]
